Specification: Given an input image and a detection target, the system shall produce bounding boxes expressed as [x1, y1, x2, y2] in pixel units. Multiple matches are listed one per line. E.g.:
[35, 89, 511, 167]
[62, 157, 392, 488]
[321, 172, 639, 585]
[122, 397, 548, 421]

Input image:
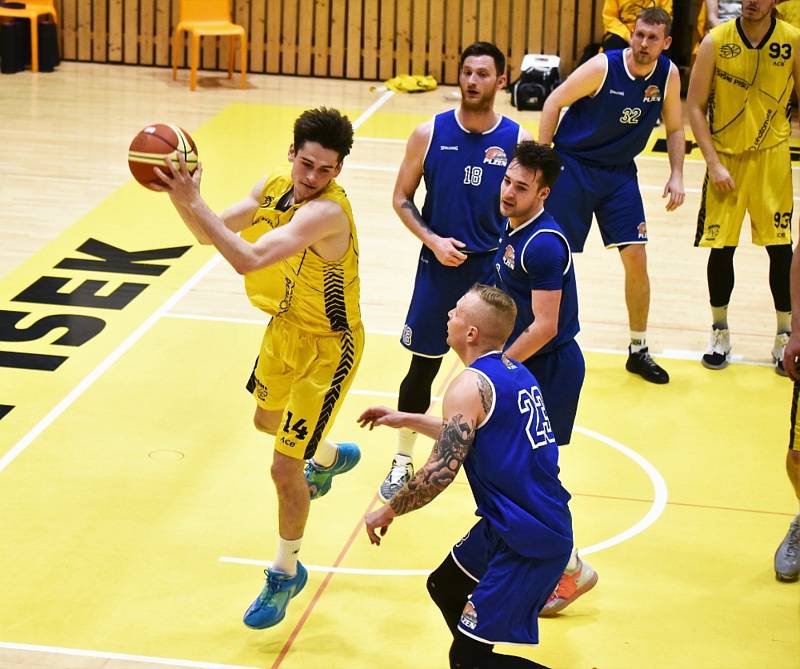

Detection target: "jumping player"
[156, 108, 363, 629]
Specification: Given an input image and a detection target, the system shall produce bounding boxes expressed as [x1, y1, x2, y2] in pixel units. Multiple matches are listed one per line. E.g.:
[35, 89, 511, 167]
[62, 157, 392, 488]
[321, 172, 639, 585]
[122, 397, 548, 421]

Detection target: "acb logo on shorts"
[460, 601, 478, 630]
[402, 324, 413, 346]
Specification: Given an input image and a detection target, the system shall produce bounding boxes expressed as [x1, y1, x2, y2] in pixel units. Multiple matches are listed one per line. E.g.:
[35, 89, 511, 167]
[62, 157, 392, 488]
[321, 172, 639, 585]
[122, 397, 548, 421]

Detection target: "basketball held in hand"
[128, 123, 198, 191]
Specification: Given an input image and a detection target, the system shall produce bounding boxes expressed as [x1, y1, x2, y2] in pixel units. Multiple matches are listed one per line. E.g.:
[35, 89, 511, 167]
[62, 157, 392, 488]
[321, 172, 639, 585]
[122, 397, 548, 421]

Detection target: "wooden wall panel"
[92, 0, 107, 62]
[61, 0, 76, 60]
[346, 0, 363, 78]
[266, 0, 282, 73]
[427, 0, 443, 81]
[362, 0, 379, 80]
[55, 0, 607, 85]
[296, 0, 313, 75]
[378, 0, 395, 80]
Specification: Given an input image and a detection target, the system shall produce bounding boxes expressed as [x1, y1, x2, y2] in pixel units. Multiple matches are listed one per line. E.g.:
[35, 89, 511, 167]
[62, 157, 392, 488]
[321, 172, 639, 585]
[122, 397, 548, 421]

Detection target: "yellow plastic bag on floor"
[383, 74, 438, 93]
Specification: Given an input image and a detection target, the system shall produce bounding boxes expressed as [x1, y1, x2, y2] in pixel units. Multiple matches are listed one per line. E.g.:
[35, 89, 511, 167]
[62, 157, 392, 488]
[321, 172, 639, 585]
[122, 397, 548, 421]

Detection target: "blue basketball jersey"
[422, 110, 521, 252]
[464, 352, 573, 559]
[493, 210, 580, 355]
[554, 49, 671, 166]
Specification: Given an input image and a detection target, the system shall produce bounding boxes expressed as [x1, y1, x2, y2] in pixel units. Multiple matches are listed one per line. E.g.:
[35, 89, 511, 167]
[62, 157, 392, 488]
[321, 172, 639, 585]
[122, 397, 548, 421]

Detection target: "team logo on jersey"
[637, 222, 647, 239]
[460, 601, 478, 630]
[719, 43, 742, 59]
[261, 195, 274, 208]
[483, 146, 508, 167]
[643, 85, 661, 103]
[402, 324, 413, 346]
[502, 244, 515, 269]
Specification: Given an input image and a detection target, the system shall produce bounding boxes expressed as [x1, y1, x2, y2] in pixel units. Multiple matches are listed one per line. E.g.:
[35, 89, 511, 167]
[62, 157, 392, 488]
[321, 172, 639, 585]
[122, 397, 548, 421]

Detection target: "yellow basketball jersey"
[709, 17, 800, 153]
[241, 172, 361, 335]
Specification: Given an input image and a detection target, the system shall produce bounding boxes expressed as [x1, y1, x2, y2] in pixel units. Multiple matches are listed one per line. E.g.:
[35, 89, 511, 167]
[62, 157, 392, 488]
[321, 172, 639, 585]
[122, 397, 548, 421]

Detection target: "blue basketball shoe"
[304, 442, 361, 500]
[243, 562, 308, 629]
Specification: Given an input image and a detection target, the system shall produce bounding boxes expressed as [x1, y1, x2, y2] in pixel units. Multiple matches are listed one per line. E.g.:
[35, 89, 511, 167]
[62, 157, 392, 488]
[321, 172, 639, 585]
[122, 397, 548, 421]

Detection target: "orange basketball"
[128, 123, 198, 191]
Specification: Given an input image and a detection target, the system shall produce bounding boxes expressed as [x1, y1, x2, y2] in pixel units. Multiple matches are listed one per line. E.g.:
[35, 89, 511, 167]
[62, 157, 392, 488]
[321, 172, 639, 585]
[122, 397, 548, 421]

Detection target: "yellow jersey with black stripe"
[709, 17, 800, 153]
[241, 172, 361, 335]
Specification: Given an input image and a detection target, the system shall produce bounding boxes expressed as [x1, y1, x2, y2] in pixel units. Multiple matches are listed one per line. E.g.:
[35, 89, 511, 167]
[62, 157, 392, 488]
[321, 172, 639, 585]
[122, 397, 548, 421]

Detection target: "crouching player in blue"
[494, 141, 597, 615]
[360, 284, 571, 669]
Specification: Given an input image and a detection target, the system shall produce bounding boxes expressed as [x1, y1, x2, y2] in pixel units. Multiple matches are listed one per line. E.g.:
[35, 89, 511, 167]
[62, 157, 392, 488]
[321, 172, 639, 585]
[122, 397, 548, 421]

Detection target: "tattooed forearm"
[389, 413, 474, 516]
[476, 374, 493, 415]
[400, 199, 431, 231]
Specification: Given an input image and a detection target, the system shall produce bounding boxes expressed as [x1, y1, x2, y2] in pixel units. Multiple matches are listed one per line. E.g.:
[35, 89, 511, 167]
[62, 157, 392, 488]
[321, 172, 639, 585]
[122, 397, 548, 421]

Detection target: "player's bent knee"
[253, 408, 279, 435]
[448, 633, 492, 669]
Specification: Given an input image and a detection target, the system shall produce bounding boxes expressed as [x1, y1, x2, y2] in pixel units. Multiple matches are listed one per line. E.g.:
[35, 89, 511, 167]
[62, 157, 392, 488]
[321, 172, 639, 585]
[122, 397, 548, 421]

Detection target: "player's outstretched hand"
[358, 406, 407, 430]
[431, 236, 468, 267]
[784, 332, 800, 381]
[152, 151, 203, 203]
[364, 506, 395, 546]
[662, 174, 685, 211]
[708, 162, 735, 193]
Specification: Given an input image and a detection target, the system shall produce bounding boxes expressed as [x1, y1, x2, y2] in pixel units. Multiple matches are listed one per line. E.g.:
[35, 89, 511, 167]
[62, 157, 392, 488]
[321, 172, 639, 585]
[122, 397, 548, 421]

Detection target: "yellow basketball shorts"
[694, 142, 793, 248]
[246, 318, 364, 460]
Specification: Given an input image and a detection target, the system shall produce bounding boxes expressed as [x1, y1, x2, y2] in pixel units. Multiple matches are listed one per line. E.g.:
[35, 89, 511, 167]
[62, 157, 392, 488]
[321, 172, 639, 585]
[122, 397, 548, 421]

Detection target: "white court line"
[0, 641, 258, 669]
[163, 314, 775, 366]
[352, 91, 395, 130]
[219, 426, 667, 571]
[576, 427, 668, 556]
[0, 254, 223, 475]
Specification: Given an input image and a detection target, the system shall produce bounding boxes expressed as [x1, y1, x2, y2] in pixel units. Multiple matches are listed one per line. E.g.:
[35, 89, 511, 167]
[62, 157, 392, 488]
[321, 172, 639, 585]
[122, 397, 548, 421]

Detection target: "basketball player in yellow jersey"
[154, 108, 364, 629]
[688, 0, 800, 373]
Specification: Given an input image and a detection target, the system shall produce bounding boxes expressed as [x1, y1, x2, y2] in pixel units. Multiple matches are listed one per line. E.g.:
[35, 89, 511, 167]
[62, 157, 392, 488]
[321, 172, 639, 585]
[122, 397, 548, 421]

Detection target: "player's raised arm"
[661, 63, 686, 211]
[392, 121, 467, 267]
[363, 370, 487, 545]
[538, 55, 607, 146]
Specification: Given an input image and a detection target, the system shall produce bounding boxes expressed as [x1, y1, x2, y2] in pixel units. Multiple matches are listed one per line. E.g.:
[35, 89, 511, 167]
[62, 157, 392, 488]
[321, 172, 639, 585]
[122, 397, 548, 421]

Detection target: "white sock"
[630, 331, 647, 353]
[397, 428, 417, 459]
[311, 439, 337, 468]
[272, 536, 302, 575]
[565, 547, 580, 573]
[777, 310, 791, 335]
[711, 305, 729, 330]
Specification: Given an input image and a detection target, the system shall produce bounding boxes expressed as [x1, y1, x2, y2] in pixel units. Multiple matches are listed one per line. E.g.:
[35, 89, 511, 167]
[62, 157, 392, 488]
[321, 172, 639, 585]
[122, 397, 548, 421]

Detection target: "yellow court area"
[1, 93, 798, 669]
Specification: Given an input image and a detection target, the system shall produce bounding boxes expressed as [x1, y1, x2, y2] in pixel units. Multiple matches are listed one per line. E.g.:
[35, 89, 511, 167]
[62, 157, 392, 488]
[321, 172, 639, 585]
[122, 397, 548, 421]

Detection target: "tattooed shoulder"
[476, 374, 493, 415]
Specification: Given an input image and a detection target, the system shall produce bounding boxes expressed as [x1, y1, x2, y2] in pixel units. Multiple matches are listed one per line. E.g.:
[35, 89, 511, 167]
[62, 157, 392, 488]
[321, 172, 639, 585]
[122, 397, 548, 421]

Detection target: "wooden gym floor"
[0, 63, 798, 669]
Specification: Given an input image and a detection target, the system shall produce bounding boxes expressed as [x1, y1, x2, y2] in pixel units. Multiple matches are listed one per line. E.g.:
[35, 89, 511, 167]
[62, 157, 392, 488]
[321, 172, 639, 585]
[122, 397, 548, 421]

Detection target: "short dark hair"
[636, 7, 672, 36]
[511, 141, 562, 189]
[293, 107, 354, 162]
[459, 42, 505, 77]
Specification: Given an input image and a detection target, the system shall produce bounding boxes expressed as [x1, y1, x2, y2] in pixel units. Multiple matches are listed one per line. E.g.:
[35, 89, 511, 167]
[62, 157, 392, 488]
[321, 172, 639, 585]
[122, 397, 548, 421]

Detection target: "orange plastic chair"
[171, 0, 247, 91]
[0, 0, 58, 73]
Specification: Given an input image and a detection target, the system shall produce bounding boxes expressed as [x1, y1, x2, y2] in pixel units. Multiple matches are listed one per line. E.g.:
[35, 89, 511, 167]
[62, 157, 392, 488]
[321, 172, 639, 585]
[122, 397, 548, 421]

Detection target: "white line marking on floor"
[0, 255, 222, 476]
[352, 91, 395, 130]
[0, 641, 258, 669]
[219, 556, 429, 576]
[220, 428, 667, 572]
[578, 427, 668, 556]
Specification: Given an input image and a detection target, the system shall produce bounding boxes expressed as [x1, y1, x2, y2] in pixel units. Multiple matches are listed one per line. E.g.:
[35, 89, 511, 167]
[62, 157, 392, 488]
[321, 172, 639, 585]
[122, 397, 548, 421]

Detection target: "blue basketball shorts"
[451, 518, 569, 645]
[522, 339, 585, 446]
[545, 152, 647, 253]
[401, 247, 495, 357]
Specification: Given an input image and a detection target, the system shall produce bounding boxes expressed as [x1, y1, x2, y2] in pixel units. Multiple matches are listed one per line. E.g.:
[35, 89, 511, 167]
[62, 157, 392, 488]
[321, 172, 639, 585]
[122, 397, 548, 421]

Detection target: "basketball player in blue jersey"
[360, 284, 572, 669]
[539, 7, 686, 385]
[379, 42, 531, 502]
[493, 140, 597, 615]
